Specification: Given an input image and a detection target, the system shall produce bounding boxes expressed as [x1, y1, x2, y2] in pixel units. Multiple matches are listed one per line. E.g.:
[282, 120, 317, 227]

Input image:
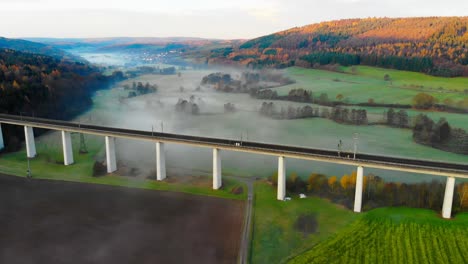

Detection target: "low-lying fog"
[74, 67, 465, 183]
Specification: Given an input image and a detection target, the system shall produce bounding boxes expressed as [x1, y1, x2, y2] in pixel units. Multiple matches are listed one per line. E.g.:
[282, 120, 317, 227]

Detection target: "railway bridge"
[0, 113, 467, 219]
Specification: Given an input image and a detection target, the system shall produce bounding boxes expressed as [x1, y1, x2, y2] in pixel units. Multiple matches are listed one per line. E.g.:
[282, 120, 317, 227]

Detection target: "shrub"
[92, 161, 107, 177]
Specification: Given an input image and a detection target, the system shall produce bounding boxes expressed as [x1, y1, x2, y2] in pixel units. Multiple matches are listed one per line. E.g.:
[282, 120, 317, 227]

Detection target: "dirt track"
[0, 175, 243, 264]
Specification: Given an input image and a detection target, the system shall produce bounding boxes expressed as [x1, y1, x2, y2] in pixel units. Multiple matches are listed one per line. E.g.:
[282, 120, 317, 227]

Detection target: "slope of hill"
[208, 17, 468, 77]
[0, 37, 77, 60]
[27, 37, 241, 54]
[0, 48, 123, 151]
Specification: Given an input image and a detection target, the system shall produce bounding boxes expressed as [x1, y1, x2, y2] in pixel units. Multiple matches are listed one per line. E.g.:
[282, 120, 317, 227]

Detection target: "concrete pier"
[24, 126, 36, 158]
[213, 148, 222, 189]
[277, 156, 286, 201]
[105, 136, 117, 173]
[0, 123, 4, 150]
[354, 166, 364, 213]
[61, 131, 74, 165]
[442, 176, 456, 219]
[156, 142, 166, 181]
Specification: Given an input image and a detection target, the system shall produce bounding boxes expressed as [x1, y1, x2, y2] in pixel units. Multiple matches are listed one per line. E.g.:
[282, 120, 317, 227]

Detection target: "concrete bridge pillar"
[442, 176, 456, 219]
[105, 136, 117, 173]
[156, 142, 166, 181]
[0, 123, 4, 151]
[61, 131, 74, 165]
[213, 148, 222, 189]
[24, 126, 36, 158]
[353, 166, 364, 213]
[277, 156, 286, 201]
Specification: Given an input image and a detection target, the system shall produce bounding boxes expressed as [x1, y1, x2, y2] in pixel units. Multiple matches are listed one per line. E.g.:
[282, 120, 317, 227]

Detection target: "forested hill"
[0, 37, 80, 60]
[208, 17, 468, 77]
[0, 48, 123, 150]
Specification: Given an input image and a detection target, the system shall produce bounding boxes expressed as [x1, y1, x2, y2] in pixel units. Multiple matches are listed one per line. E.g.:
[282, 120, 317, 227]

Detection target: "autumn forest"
[208, 17, 468, 77]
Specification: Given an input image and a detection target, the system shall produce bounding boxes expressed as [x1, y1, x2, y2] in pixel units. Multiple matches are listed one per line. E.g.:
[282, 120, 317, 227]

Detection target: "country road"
[227, 176, 255, 264]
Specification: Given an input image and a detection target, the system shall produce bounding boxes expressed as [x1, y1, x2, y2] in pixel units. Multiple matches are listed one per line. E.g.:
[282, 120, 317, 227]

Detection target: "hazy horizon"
[1, 0, 467, 39]
[14, 14, 468, 41]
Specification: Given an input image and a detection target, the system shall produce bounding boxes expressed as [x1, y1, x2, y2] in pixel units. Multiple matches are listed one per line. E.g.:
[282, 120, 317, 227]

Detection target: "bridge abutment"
[105, 136, 117, 173]
[0, 123, 4, 151]
[213, 148, 222, 189]
[61, 131, 74, 165]
[354, 166, 364, 213]
[442, 176, 455, 219]
[156, 142, 166, 181]
[277, 156, 286, 201]
[24, 126, 36, 158]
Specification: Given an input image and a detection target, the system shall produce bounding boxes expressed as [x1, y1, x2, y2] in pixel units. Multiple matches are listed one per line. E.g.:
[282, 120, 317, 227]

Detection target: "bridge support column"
[61, 131, 74, 165]
[442, 176, 456, 219]
[277, 156, 286, 201]
[354, 166, 364, 213]
[213, 148, 222, 189]
[24, 126, 36, 158]
[0, 123, 4, 151]
[105, 136, 117, 173]
[156, 142, 166, 181]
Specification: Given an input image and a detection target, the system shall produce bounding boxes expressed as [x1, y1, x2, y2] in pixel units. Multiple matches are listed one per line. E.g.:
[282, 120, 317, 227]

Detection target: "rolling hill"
[208, 17, 468, 77]
[0, 37, 78, 60]
[27, 37, 241, 54]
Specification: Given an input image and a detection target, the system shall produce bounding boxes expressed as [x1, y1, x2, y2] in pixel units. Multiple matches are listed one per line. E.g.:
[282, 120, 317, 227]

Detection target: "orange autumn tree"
[458, 183, 468, 209]
[328, 176, 338, 192]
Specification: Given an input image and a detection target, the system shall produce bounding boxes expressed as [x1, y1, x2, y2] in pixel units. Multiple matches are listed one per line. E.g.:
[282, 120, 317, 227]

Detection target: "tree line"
[301, 53, 434, 74]
[124, 81, 158, 98]
[412, 114, 468, 154]
[259, 101, 368, 125]
[269, 171, 468, 213]
[175, 96, 200, 115]
[383, 108, 468, 154]
[200, 71, 294, 94]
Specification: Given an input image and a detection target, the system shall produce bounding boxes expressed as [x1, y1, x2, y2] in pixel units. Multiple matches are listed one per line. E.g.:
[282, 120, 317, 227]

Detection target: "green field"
[0, 132, 246, 200]
[278, 66, 468, 105]
[356, 105, 468, 130]
[288, 207, 468, 264]
[250, 181, 359, 264]
[275, 117, 468, 166]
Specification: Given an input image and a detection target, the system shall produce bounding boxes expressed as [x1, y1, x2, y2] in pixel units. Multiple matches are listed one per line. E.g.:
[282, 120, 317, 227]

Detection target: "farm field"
[250, 181, 358, 264]
[341, 66, 468, 92]
[276, 66, 468, 105]
[0, 174, 244, 264]
[288, 207, 468, 264]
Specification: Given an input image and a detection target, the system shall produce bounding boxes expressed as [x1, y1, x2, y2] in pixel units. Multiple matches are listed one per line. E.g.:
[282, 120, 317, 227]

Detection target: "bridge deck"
[0, 114, 467, 178]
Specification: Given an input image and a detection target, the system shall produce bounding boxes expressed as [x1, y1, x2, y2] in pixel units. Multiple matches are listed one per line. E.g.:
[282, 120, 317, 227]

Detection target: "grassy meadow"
[278, 66, 468, 105]
[250, 182, 468, 264]
[0, 131, 246, 200]
[250, 181, 359, 264]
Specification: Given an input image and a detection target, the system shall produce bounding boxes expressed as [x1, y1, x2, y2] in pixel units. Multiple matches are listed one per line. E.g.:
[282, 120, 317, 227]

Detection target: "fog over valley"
[64, 54, 466, 183]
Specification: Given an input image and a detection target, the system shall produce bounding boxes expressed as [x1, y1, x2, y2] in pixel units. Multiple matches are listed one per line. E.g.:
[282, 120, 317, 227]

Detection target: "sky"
[0, 0, 467, 39]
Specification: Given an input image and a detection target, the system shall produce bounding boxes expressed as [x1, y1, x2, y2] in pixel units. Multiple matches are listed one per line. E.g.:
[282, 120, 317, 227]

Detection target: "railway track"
[1, 113, 467, 178]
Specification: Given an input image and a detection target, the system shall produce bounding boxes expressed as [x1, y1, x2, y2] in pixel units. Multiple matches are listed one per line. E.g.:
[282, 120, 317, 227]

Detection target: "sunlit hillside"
[208, 17, 468, 77]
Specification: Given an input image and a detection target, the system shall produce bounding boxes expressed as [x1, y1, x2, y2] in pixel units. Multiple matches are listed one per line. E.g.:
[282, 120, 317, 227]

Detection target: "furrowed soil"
[0, 174, 243, 264]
